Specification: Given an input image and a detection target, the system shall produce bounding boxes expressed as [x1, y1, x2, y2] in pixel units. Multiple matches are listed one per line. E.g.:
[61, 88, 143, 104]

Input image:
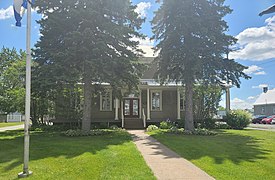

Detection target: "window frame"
[261, 107, 265, 114]
[150, 90, 162, 111]
[100, 90, 112, 111]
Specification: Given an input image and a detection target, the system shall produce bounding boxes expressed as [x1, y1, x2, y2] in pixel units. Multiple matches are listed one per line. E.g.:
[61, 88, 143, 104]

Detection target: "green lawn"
[0, 122, 23, 128]
[149, 129, 275, 180]
[0, 130, 155, 180]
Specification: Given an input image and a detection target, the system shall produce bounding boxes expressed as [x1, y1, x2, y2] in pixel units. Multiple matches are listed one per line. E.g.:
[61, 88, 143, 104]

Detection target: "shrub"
[63, 129, 112, 137]
[160, 121, 173, 129]
[199, 118, 217, 129]
[109, 125, 119, 130]
[168, 128, 216, 136]
[146, 125, 159, 132]
[225, 110, 252, 130]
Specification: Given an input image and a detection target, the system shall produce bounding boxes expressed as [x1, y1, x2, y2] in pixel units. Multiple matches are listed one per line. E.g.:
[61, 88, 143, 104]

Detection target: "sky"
[0, 0, 275, 110]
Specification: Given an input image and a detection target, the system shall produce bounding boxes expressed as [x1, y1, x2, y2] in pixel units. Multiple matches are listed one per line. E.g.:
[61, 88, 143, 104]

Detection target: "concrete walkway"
[0, 124, 24, 132]
[128, 130, 214, 180]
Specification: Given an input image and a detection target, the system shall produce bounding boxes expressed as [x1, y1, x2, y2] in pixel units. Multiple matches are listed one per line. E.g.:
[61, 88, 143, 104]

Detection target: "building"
[254, 88, 275, 116]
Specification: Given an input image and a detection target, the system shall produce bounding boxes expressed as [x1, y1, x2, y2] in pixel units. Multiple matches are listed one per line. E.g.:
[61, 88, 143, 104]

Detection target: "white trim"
[150, 90, 162, 111]
[100, 90, 112, 111]
[115, 98, 119, 120]
[147, 88, 150, 120]
[139, 90, 142, 119]
[177, 89, 181, 119]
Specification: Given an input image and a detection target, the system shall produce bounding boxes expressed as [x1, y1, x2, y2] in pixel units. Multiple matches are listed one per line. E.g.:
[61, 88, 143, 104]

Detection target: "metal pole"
[18, 0, 32, 177]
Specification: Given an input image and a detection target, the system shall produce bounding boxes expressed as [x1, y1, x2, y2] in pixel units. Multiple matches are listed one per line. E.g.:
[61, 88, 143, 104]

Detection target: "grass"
[0, 122, 23, 128]
[0, 130, 155, 180]
[149, 129, 275, 180]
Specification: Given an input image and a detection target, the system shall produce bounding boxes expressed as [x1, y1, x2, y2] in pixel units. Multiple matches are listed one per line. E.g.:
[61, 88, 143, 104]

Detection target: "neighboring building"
[254, 88, 275, 116]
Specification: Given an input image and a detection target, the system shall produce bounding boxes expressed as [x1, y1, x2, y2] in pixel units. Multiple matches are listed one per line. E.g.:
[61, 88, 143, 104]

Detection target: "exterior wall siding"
[254, 104, 275, 116]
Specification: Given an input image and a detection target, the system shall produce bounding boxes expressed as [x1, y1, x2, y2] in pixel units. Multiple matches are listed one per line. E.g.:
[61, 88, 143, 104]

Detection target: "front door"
[124, 98, 139, 118]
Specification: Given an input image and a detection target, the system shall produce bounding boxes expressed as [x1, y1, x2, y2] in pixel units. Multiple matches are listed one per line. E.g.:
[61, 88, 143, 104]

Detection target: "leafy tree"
[34, 0, 145, 131]
[152, 0, 250, 131]
[193, 85, 222, 120]
[0, 47, 26, 114]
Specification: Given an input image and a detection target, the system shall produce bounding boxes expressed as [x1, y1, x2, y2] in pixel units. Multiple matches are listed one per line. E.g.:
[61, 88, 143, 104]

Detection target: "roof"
[254, 88, 275, 105]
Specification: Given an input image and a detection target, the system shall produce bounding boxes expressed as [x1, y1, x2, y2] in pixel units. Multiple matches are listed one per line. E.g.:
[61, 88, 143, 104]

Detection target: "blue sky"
[0, 0, 275, 109]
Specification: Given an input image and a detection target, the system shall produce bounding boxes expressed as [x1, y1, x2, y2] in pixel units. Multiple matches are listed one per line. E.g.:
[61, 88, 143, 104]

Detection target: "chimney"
[263, 87, 268, 93]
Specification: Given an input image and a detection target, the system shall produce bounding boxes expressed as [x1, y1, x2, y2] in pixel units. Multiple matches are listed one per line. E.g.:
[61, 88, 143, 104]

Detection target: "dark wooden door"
[124, 98, 139, 118]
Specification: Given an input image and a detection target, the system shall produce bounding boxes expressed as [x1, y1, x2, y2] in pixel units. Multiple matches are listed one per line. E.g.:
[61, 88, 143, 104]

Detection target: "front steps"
[124, 118, 145, 129]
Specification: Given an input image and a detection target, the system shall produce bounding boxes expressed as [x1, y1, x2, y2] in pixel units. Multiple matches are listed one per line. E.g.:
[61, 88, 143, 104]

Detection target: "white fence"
[7, 114, 22, 122]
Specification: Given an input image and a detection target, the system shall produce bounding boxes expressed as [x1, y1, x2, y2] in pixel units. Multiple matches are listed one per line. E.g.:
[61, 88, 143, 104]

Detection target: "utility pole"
[18, 0, 32, 177]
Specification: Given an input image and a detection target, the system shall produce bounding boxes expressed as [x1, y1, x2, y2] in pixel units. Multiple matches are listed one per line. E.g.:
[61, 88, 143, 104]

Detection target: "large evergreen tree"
[152, 0, 250, 131]
[34, 0, 145, 131]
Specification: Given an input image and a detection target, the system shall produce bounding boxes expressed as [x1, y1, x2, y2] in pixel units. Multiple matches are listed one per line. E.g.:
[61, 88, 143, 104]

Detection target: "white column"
[139, 90, 142, 118]
[115, 98, 119, 120]
[147, 88, 150, 120]
[121, 101, 124, 128]
[177, 88, 181, 119]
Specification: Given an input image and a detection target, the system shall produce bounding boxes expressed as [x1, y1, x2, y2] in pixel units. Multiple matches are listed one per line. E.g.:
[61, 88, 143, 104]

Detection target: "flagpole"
[18, 0, 32, 178]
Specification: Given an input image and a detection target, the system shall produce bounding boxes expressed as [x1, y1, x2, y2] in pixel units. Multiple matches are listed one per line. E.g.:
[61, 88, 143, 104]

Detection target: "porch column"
[115, 98, 119, 120]
[147, 88, 150, 120]
[139, 90, 142, 119]
[121, 101, 124, 128]
[177, 88, 181, 119]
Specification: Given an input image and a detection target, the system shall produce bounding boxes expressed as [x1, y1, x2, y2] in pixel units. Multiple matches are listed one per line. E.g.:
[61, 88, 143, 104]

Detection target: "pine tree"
[152, 0, 250, 131]
[34, 0, 145, 130]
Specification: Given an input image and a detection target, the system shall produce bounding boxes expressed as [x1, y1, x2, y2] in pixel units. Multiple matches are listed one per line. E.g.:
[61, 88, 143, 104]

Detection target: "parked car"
[252, 115, 267, 124]
[261, 115, 275, 124]
[272, 118, 275, 124]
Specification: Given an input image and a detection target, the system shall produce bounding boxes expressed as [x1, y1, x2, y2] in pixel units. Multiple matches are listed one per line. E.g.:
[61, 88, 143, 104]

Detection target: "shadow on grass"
[150, 129, 271, 165]
[0, 130, 131, 171]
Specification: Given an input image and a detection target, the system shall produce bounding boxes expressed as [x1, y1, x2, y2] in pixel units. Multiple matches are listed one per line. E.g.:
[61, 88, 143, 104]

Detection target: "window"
[261, 107, 265, 114]
[151, 90, 162, 111]
[273, 107, 275, 114]
[100, 91, 112, 111]
[180, 94, 185, 111]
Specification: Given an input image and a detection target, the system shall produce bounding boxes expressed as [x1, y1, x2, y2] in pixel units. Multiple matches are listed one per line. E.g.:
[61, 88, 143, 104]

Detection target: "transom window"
[151, 90, 162, 111]
[100, 91, 112, 111]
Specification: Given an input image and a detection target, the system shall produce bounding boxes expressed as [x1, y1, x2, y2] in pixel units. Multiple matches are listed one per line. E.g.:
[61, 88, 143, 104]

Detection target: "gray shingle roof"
[254, 88, 275, 105]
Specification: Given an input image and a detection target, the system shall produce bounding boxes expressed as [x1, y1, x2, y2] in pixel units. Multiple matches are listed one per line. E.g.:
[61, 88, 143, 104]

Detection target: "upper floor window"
[151, 90, 162, 111]
[100, 91, 112, 111]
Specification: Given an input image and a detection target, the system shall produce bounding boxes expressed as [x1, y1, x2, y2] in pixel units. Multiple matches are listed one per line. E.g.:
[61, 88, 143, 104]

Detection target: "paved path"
[128, 130, 214, 180]
[0, 124, 24, 132]
[247, 124, 275, 132]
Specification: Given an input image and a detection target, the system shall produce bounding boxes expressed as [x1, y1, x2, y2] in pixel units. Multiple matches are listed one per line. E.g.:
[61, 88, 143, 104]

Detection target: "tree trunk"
[185, 81, 195, 132]
[82, 74, 92, 131]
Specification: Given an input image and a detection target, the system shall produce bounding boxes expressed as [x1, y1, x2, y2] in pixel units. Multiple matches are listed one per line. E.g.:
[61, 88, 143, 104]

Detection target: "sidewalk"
[128, 130, 214, 180]
[0, 124, 24, 132]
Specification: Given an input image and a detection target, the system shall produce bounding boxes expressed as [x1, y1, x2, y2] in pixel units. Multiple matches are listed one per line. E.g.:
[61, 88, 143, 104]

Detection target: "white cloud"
[231, 98, 253, 110]
[230, 16, 275, 61]
[254, 71, 266, 75]
[0, 6, 14, 20]
[243, 65, 266, 75]
[135, 2, 151, 18]
[252, 84, 268, 89]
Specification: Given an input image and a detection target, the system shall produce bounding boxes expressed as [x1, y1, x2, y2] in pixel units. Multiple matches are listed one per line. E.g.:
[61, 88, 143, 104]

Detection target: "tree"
[152, 0, 250, 131]
[0, 47, 26, 114]
[34, 0, 145, 131]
